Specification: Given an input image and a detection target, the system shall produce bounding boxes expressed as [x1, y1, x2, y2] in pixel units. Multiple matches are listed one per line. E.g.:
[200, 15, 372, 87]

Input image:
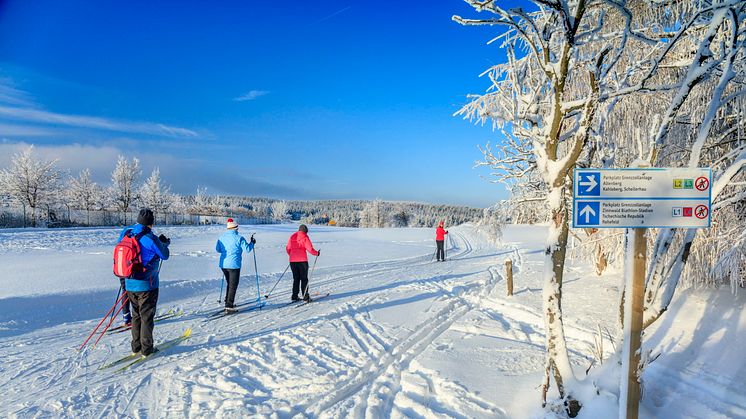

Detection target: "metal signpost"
[572, 167, 712, 419]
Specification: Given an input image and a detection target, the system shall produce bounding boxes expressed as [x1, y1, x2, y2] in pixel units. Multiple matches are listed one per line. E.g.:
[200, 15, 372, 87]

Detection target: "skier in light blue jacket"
[215, 218, 255, 312]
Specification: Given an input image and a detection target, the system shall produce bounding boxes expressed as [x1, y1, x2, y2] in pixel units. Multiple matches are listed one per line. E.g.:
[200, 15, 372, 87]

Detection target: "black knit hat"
[298, 224, 308, 233]
[137, 208, 155, 226]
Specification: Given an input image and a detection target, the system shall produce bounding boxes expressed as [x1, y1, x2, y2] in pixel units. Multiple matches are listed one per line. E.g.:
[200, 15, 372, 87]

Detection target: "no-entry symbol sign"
[696, 177, 710, 191]
[695, 205, 709, 219]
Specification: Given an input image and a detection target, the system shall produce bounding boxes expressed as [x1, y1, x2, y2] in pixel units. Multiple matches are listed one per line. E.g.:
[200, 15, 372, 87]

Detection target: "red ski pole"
[78, 292, 127, 351]
[92, 295, 128, 348]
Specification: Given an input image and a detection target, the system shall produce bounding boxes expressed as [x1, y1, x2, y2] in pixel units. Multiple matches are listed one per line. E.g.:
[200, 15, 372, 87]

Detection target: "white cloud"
[0, 105, 198, 138]
[233, 90, 270, 102]
[0, 141, 122, 178]
[0, 79, 37, 108]
[0, 140, 313, 198]
[0, 123, 60, 137]
[0, 79, 199, 139]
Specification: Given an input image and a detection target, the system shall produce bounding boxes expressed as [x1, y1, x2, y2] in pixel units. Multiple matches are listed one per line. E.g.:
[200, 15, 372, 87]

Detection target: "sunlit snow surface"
[0, 224, 743, 418]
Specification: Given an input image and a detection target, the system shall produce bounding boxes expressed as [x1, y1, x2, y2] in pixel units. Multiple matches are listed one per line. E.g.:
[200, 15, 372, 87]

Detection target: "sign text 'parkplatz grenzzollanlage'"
[573, 168, 712, 228]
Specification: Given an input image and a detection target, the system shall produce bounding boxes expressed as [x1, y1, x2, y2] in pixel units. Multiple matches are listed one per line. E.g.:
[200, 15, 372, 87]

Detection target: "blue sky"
[0, 0, 512, 207]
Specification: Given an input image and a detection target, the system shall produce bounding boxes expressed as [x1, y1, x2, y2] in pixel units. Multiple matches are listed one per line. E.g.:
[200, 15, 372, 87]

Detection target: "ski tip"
[183, 328, 193, 338]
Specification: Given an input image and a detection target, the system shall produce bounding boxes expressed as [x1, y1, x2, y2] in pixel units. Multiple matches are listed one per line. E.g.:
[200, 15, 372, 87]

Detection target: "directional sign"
[577, 172, 600, 196]
[573, 168, 711, 228]
[576, 201, 600, 226]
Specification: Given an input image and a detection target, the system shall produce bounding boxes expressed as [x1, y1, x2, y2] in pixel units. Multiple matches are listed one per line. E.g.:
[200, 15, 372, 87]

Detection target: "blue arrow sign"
[576, 201, 600, 226]
[577, 172, 600, 196]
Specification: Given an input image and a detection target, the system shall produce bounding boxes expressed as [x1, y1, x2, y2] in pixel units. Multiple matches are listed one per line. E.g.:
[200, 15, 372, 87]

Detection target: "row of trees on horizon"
[0, 146, 484, 229]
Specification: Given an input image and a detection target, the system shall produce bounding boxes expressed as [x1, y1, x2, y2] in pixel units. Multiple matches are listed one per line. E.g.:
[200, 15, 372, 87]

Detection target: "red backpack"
[113, 230, 146, 278]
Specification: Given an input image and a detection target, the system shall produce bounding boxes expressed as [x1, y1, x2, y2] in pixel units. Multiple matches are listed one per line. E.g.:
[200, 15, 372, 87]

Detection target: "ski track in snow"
[1, 224, 741, 418]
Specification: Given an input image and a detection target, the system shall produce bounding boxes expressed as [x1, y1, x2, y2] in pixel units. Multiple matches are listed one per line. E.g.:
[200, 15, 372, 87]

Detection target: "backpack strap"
[129, 229, 150, 279]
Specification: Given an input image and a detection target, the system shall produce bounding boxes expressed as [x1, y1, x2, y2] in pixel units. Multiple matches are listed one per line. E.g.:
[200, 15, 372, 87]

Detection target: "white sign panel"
[573, 168, 711, 228]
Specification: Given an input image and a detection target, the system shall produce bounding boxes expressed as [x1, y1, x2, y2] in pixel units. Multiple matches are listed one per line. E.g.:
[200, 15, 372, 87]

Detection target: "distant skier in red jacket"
[286, 224, 320, 301]
[435, 221, 448, 262]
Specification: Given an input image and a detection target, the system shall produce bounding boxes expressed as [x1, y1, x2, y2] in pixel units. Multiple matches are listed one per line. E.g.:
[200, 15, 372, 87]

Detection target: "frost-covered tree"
[360, 199, 385, 228]
[0, 146, 61, 227]
[188, 186, 222, 215]
[67, 169, 102, 225]
[109, 156, 141, 224]
[390, 204, 410, 227]
[455, 0, 746, 414]
[478, 202, 505, 245]
[139, 168, 173, 223]
[252, 202, 271, 219]
[270, 200, 289, 221]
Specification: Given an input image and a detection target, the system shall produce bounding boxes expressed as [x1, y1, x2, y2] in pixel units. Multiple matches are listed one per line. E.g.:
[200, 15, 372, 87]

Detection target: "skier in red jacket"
[286, 224, 320, 301]
[435, 221, 448, 262]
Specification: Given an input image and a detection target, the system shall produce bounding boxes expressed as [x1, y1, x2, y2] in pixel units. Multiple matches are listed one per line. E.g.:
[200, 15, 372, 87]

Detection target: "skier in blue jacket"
[118, 208, 170, 356]
[215, 218, 255, 313]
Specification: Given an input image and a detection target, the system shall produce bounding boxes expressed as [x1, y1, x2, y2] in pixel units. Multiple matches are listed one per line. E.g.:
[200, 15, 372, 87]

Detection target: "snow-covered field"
[0, 224, 744, 418]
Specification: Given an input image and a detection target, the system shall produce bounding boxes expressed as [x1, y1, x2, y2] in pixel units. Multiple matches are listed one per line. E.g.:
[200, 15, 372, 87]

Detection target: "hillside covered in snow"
[1, 224, 743, 418]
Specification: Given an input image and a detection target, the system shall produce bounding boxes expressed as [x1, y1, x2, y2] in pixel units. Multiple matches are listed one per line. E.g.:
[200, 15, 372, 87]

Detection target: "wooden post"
[505, 259, 513, 296]
[622, 228, 647, 419]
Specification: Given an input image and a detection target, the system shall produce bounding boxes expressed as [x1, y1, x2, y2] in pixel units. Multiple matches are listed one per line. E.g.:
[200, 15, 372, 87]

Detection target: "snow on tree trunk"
[542, 187, 576, 402]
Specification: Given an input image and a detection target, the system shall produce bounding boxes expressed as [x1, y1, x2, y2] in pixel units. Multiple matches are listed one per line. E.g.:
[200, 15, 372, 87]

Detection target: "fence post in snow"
[505, 259, 513, 297]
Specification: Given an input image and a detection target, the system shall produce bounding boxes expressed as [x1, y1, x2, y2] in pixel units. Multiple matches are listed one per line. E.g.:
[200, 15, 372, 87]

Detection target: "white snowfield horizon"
[0, 224, 743, 418]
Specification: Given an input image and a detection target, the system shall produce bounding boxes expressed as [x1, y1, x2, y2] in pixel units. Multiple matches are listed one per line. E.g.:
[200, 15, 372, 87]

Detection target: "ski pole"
[264, 264, 290, 299]
[218, 270, 224, 304]
[252, 234, 261, 303]
[93, 296, 128, 348]
[79, 291, 127, 351]
[110, 283, 122, 323]
[302, 254, 319, 298]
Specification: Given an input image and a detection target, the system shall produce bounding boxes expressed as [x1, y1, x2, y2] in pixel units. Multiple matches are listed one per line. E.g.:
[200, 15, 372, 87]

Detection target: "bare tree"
[270, 200, 289, 221]
[67, 169, 102, 225]
[0, 146, 61, 227]
[188, 186, 222, 216]
[109, 156, 141, 224]
[390, 204, 410, 227]
[139, 167, 173, 223]
[360, 199, 385, 228]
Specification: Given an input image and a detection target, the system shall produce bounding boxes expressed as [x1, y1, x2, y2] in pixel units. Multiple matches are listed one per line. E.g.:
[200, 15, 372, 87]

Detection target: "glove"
[159, 234, 171, 245]
[250, 236, 256, 245]
[317, 249, 321, 256]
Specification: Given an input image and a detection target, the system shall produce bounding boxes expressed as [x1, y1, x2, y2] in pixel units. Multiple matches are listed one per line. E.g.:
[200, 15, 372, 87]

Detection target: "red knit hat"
[227, 218, 238, 229]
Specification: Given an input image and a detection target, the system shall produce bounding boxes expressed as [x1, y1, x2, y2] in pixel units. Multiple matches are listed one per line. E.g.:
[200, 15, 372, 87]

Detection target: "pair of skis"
[99, 328, 192, 372]
[205, 292, 332, 321]
[101, 293, 333, 372]
[205, 300, 267, 320]
[293, 292, 331, 307]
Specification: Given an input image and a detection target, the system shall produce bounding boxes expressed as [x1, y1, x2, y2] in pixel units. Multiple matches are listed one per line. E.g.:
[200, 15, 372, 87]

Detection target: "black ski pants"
[290, 261, 309, 299]
[436, 240, 445, 261]
[222, 268, 241, 308]
[119, 278, 131, 317]
[127, 288, 159, 355]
